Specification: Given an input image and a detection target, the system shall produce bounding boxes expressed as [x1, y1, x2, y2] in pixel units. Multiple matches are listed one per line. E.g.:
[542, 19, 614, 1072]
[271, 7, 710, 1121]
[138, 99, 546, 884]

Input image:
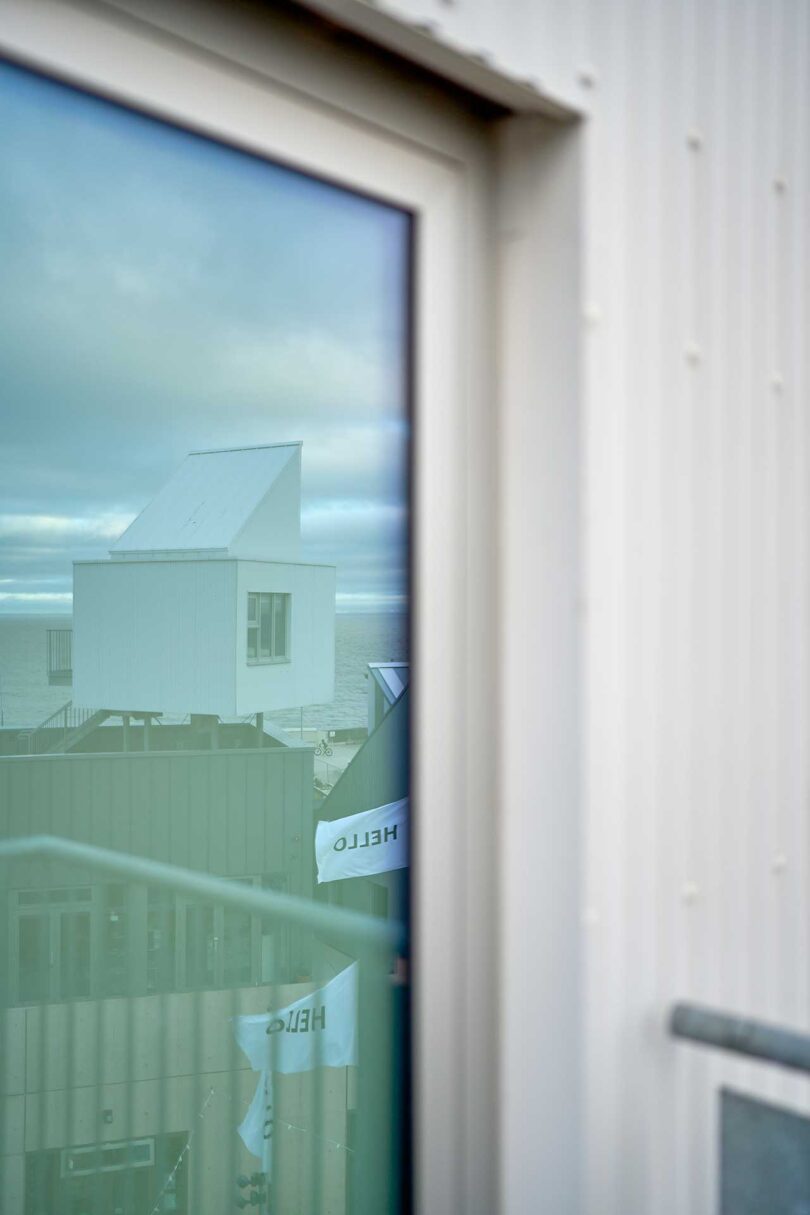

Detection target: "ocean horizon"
[0, 611, 407, 732]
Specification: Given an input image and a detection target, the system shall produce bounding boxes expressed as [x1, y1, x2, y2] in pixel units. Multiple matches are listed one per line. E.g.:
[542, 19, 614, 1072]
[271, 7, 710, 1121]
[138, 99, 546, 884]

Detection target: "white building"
[72, 443, 335, 717]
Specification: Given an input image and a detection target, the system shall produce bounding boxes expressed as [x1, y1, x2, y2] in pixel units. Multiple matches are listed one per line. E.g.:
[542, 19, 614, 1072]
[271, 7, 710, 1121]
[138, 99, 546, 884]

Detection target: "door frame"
[0, 4, 583, 1211]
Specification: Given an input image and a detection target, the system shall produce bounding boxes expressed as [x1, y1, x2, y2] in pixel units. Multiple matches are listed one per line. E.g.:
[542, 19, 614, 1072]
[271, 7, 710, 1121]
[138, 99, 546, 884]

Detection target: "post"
[122, 714, 131, 752]
[256, 712, 263, 748]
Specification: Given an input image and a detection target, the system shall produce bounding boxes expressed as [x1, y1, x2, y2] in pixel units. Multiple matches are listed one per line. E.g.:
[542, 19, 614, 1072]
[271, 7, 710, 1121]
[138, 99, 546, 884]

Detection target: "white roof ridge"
[189, 441, 302, 456]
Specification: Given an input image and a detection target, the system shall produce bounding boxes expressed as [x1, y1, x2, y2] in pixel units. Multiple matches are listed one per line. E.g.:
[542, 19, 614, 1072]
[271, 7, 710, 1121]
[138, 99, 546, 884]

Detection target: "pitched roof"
[368, 661, 410, 707]
[110, 443, 301, 558]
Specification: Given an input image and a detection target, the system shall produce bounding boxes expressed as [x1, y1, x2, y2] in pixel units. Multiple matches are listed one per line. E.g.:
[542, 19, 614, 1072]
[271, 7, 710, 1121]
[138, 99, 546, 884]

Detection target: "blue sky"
[0, 60, 410, 613]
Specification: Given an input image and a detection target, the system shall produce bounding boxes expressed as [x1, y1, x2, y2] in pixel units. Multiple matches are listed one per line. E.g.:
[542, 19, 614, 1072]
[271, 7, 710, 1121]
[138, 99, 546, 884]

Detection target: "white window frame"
[246, 590, 291, 664]
[0, 6, 583, 1211]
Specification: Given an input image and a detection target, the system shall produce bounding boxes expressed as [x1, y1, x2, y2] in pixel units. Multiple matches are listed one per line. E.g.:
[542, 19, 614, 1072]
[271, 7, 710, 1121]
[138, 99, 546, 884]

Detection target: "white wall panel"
[375, 0, 810, 1210]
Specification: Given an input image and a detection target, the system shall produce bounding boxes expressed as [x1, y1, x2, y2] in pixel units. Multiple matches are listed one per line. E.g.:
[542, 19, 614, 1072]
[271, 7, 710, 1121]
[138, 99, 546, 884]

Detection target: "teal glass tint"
[0, 52, 410, 1215]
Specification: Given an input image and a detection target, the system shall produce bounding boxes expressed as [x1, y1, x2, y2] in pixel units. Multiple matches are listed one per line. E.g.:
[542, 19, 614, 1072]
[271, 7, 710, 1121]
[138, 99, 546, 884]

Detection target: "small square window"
[246, 592, 291, 663]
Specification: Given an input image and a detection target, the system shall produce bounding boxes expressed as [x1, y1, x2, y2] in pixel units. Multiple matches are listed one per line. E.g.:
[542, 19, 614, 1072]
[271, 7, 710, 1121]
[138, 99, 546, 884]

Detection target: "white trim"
[296, 0, 577, 120]
[0, 6, 583, 1211]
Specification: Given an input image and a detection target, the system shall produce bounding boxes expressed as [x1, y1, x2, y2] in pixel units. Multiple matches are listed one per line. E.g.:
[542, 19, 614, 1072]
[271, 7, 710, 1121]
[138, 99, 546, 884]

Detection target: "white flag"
[238, 1070, 273, 1170]
[315, 798, 408, 884]
[234, 962, 358, 1076]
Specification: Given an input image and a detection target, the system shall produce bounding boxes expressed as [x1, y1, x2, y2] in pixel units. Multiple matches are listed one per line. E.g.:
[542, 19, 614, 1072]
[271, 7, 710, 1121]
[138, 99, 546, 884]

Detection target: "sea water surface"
[0, 613, 407, 731]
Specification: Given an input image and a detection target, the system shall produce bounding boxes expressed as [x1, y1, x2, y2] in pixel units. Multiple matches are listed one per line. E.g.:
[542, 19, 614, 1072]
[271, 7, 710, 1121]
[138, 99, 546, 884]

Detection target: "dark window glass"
[18, 915, 49, 1003]
[59, 910, 91, 999]
[147, 889, 176, 994]
[273, 593, 288, 657]
[185, 904, 215, 988]
[223, 906, 252, 986]
[102, 884, 128, 996]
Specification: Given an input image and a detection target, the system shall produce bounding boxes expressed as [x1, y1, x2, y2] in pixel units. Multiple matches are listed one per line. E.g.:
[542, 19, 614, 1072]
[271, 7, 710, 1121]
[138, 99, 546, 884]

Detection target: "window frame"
[0, 6, 583, 1209]
[0, 9, 498, 1205]
[246, 590, 291, 665]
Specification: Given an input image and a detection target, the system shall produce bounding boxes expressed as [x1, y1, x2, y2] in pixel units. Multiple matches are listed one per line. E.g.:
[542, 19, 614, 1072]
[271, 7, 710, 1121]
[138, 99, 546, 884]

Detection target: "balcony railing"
[46, 628, 72, 686]
[0, 836, 405, 1215]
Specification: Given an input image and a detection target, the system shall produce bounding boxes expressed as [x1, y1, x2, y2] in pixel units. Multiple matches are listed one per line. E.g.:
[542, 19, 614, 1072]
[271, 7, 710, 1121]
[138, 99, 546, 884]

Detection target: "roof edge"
[189, 441, 303, 455]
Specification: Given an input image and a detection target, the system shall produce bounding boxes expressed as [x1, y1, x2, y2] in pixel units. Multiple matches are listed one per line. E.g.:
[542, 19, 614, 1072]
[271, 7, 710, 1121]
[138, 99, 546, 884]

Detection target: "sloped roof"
[368, 662, 410, 707]
[110, 443, 300, 558]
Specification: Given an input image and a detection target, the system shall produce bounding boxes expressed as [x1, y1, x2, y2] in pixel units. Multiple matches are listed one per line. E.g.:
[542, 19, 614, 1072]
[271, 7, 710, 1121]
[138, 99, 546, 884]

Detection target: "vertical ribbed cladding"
[578, 2, 629, 1215]
[582, 0, 631, 1205]
[753, 0, 777, 1118]
[686, 0, 715, 1203]
[761, 0, 787, 1115]
[743, 0, 770, 1111]
[768, 0, 807, 1126]
[617, 0, 662, 1210]
[785, 0, 810, 1134]
[631, 0, 670, 1205]
[700, 0, 734, 1200]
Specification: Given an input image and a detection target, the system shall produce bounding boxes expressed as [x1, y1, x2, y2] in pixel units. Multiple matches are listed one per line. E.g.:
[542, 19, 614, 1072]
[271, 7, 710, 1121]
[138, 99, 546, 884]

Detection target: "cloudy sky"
[0, 60, 410, 614]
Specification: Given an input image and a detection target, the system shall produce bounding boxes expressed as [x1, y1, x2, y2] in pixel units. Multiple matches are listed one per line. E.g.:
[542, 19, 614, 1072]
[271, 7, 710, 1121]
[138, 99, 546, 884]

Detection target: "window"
[246, 592, 290, 663]
[0, 3, 502, 1208]
[13, 886, 93, 1003]
[12, 881, 264, 1002]
[147, 880, 263, 993]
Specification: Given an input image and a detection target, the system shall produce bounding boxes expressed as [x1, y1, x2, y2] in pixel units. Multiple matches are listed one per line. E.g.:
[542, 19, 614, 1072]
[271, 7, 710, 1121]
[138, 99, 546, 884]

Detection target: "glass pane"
[1, 52, 410, 1214]
[147, 889, 176, 994]
[223, 906, 252, 986]
[59, 910, 91, 999]
[18, 915, 49, 1003]
[259, 594, 272, 658]
[273, 593, 288, 658]
[185, 904, 216, 989]
[101, 884, 128, 996]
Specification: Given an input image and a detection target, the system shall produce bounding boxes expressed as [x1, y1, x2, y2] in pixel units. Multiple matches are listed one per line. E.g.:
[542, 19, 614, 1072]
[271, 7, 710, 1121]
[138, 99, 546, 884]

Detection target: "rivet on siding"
[583, 303, 602, 326]
[684, 343, 702, 365]
[578, 64, 598, 88]
[686, 129, 704, 150]
[414, 20, 439, 37]
[771, 373, 784, 393]
[681, 881, 700, 904]
[469, 49, 494, 66]
[771, 853, 788, 874]
[773, 177, 788, 193]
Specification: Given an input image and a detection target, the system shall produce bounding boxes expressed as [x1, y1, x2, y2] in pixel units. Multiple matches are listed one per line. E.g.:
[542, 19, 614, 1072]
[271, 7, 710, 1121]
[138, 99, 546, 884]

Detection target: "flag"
[234, 962, 357, 1076]
[315, 798, 408, 884]
[233, 964, 358, 1165]
[238, 1069, 273, 1170]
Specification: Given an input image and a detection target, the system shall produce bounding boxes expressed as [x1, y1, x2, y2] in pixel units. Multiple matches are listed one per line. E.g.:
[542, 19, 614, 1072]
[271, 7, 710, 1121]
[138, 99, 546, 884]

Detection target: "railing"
[670, 1004, 810, 1210]
[16, 701, 98, 755]
[670, 1002, 810, 1074]
[0, 836, 405, 1215]
[46, 628, 73, 686]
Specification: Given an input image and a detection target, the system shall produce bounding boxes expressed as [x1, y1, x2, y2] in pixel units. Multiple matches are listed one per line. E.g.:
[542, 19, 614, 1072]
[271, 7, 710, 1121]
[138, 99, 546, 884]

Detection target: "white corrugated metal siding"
[376, 1, 810, 1211]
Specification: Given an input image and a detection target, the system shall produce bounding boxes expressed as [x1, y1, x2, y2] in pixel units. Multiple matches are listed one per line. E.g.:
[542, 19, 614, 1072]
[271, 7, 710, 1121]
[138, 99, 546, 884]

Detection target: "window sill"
[246, 658, 292, 666]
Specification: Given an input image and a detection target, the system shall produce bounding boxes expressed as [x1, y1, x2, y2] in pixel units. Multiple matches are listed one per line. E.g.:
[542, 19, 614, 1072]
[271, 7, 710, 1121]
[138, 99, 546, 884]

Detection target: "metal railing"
[46, 629, 73, 686]
[16, 701, 99, 755]
[670, 1002, 810, 1074]
[0, 836, 406, 1215]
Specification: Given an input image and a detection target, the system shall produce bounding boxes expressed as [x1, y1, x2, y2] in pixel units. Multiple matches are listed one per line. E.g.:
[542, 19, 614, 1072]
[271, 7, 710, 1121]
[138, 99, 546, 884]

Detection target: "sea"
[0, 613, 408, 732]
